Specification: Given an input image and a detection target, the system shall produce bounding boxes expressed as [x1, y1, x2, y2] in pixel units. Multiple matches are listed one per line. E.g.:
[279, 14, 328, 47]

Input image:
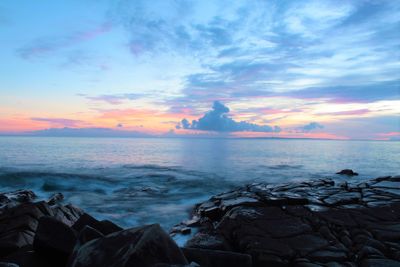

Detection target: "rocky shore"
[0, 172, 399, 267]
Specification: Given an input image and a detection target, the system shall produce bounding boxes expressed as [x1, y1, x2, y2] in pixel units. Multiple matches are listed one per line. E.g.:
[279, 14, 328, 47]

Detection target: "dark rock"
[360, 258, 400, 267]
[340, 235, 352, 248]
[183, 217, 201, 227]
[77, 225, 104, 245]
[294, 263, 323, 267]
[220, 197, 261, 211]
[2, 190, 36, 205]
[323, 192, 361, 206]
[180, 175, 400, 266]
[152, 263, 200, 267]
[33, 216, 77, 266]
[308, 249, 347, 263]
[47, 193, 64, 206]
[0, 245, 52, 267]
[67, 224, 188, 267]
[51, 204, 83, 226]
[68, 226, 105, 267]
[0, 263, 19, 267]
[336, 169, 359, 176]
[256, 253, 288, 266]
[182, 247, 252, 267]
[170, 224, 192, 236]
[0, 202, 52, 257]
[180, 227, 191, 235]
[72, 213, 122, 235]
[357, 246, 384, 259]
[202, 206, 222, 221]
[185, 232, 230, 250]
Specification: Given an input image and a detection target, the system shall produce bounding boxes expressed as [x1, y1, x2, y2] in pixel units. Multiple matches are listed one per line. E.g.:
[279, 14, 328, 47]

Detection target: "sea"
[0, 137, 399, 232]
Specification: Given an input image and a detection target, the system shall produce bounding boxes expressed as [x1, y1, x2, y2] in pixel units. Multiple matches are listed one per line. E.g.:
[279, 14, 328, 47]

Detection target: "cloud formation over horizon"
[177, 101, 281, 133]
[30, 117, 84, 127]
[298, 122, 324, 133]
[0, 1, 399, 139]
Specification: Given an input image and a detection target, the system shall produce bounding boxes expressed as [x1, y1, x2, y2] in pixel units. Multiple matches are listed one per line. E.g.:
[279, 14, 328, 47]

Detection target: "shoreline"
[0, 174, 399, 266]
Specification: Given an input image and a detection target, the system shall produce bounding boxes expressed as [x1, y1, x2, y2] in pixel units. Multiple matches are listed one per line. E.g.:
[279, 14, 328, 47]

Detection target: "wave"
[265, 164, 304, 170]
[0, 164, 237, 231]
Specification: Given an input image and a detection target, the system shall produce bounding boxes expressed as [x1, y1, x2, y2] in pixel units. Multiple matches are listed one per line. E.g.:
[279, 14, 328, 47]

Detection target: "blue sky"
[0, 0, 399, 139]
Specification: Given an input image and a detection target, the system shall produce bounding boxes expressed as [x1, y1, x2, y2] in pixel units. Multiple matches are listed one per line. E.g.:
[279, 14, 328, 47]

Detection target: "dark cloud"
[177, 101, 281, 133]
[299, 122, 324, 132]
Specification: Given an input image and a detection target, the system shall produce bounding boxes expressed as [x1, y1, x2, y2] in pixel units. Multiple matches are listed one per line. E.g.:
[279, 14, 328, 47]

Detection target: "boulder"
[33, 216, 77, 266]
[67, 224, 188, 267]
[51, 204, 83, 226]
[47, 193, 64, 206]
[76, 225, 104, 245]
[182, 247, 252, 267]
[360, 259, 400, 267]
[336, 169, 358, 176]
[0, 202, 52, 257]
[0, 245, 51, 267]
[72, 213, 122, 235]
[0, 263, 19, 267]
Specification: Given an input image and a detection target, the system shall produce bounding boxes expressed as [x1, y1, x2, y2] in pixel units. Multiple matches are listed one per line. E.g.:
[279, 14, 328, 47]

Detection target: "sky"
[0, 0, 399, 140]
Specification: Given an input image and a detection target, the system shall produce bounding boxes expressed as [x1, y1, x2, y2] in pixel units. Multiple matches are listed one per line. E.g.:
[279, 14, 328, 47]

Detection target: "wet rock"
[51, 204, 83, 227]
[202, 206, 223, 221]
[336, 169, 359, 176]
[152, 263, 200, 267]
[182, 247, 252, 267]
[0, 202, 53, 257]
[181, 175, 400, 266]
[72, 213, 122, 235]
[308, 249, 347, 263]
[0, 246, 45, 267]
[67, 224, 188, 267]
[77, 225, 104, 245]
[0, 263, 19, 267]
[220, 197, 261, 211]
[33, 216, 77, 266]
[323, 192, 361, 206]
[357, 246, 384, 259]
[1, 190, 36, 205]
[47, 192, 64, 206]
[170, 225, 192, 235]
[185, 232, 230, 250]
[360, 258, 400, 267]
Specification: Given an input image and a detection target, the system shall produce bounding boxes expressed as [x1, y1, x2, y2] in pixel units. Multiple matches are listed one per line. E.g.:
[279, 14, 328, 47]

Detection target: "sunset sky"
[0, 0, 399, 140]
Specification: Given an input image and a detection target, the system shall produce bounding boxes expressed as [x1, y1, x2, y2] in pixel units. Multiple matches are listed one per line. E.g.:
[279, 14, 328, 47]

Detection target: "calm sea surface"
[0, 137, 399, 231]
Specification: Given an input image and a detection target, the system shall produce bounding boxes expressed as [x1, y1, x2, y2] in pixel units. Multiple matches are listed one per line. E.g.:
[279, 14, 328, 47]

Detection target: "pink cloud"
[30, 117, 85, 127]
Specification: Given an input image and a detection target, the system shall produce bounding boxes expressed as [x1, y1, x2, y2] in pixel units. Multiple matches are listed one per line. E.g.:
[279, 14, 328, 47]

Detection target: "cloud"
[18, 22, 112, 59]
[177, 101, 281, 133]
[298, 122, 324, 132]
[30, 117, 83, 127]
[283, 81, 400, 103]
[318, 109, 371, 116]
[85, 93, 147, 104]
[149, 0, 400, 108]
[26, 127, 150, 138]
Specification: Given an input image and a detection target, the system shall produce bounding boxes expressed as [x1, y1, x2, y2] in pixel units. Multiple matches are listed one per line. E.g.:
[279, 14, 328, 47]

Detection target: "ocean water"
[0, 137, 399, 231]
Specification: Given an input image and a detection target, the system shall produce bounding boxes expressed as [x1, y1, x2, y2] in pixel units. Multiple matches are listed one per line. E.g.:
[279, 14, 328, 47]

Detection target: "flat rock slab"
[180, 175, 400, 266]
